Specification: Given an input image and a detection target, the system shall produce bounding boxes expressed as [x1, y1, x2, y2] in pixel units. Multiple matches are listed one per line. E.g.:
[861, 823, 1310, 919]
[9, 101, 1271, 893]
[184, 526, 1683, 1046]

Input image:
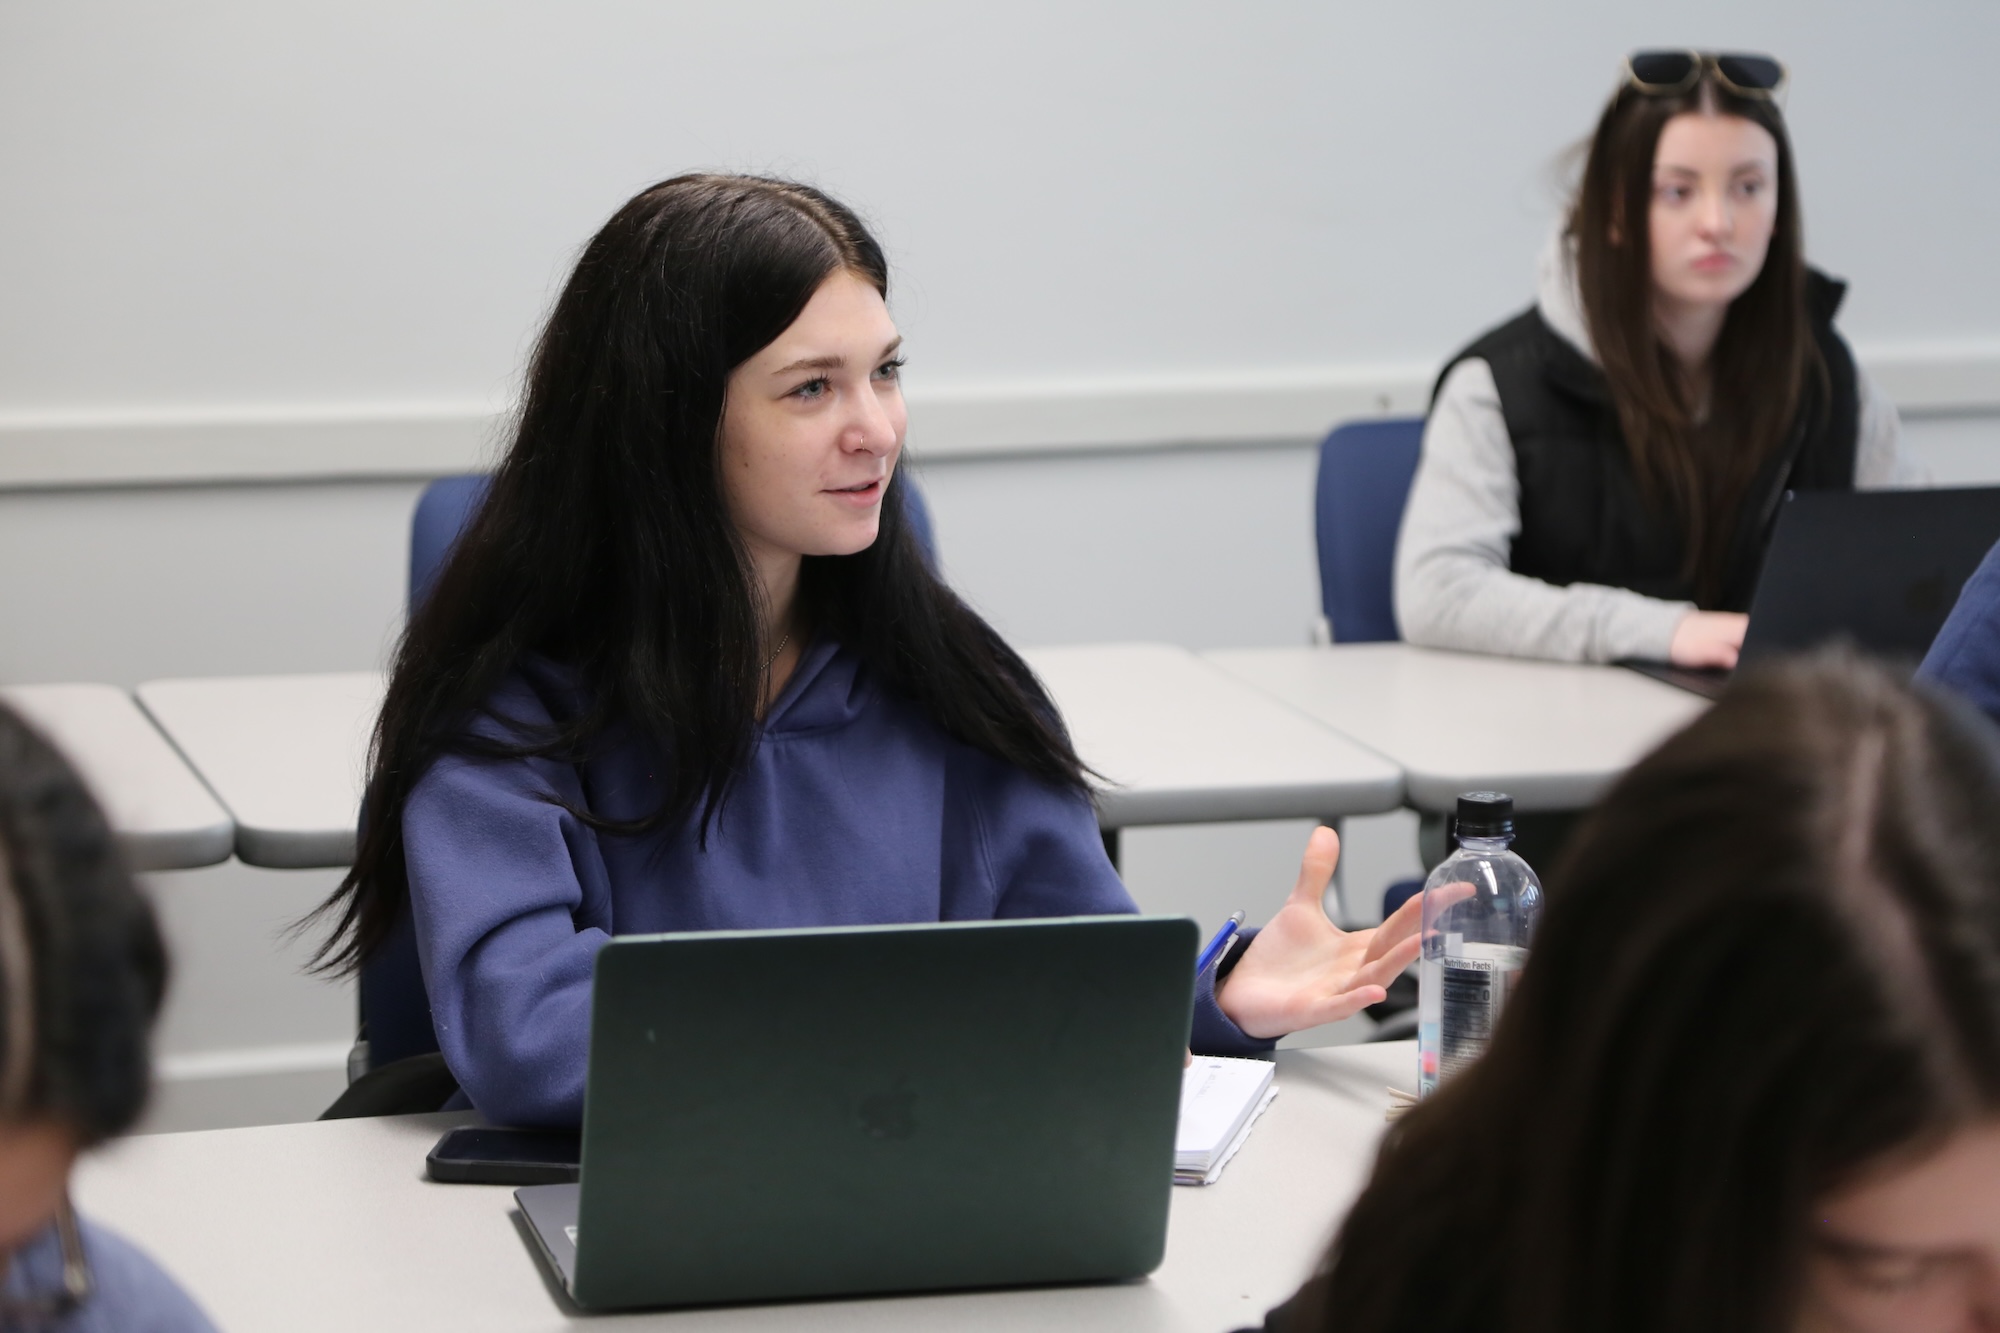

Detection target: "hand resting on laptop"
[1668, 610, 1748, 669]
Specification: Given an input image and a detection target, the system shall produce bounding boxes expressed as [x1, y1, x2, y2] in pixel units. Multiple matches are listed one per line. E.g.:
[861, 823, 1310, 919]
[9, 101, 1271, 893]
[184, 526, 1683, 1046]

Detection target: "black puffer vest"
[1434, 270, 1861, 611]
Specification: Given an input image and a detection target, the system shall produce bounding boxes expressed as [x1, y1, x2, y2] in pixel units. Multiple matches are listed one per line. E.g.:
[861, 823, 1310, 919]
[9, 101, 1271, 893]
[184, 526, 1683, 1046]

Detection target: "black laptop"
[515, 915, 1197, 1312]
[1625, 486, 2000, 699]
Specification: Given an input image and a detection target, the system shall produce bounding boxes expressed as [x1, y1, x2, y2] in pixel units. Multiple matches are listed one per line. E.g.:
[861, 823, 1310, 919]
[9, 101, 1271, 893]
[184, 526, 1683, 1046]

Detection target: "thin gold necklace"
[762, 631, 791, 674]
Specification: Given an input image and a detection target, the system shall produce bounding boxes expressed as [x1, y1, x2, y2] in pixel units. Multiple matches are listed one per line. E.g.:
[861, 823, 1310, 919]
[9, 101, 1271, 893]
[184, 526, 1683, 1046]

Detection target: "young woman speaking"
[312, 174, 1422, 1126]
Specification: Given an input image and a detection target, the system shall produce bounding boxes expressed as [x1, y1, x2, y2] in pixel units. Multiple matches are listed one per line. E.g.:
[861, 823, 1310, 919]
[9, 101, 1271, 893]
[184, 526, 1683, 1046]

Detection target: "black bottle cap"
[1455, 791, 1515, 839]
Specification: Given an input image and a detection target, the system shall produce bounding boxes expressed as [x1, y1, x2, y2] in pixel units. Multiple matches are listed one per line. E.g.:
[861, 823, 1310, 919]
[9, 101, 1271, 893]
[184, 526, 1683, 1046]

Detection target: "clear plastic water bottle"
[1417, 792, 1542, 1097]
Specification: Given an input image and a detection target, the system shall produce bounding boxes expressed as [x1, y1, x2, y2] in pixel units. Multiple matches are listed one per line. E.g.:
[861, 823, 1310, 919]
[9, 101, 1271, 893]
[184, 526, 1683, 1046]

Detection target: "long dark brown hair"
[307, 174, 1086, 974]
[1295, 653, 2000, 1332]
[1570, 72, 1818, 606]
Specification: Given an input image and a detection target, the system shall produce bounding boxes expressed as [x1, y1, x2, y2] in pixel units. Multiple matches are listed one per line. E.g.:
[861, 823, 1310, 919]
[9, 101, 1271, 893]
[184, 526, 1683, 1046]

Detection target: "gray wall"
[7, 3, 1999, 416]
[3, 2, 1998, 1127]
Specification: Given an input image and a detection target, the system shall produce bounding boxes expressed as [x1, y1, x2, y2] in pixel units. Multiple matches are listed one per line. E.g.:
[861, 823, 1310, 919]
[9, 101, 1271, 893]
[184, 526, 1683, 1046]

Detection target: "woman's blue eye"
[791, 377, 830, 400]
[874, 357, 905, 382]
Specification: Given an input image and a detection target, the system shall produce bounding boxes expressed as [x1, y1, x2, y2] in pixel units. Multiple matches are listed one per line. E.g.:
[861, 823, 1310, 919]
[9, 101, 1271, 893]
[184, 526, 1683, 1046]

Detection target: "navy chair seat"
[358, 904, 439, 1070]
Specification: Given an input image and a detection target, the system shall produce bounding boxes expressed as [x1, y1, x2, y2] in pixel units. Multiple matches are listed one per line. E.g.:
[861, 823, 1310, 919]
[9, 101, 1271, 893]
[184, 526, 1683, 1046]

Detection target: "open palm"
[1216, 825, 1431, 1040]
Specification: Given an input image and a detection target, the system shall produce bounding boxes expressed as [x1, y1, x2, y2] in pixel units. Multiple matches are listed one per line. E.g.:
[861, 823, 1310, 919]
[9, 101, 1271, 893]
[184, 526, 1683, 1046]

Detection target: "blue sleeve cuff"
[1189, 926, 1279, 1057]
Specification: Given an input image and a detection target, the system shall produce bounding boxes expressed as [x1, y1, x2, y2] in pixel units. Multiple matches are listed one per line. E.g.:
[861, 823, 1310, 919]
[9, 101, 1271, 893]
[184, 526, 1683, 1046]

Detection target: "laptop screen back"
[566, 915, 1197, 1311]
[1740, 487, 2000, 670]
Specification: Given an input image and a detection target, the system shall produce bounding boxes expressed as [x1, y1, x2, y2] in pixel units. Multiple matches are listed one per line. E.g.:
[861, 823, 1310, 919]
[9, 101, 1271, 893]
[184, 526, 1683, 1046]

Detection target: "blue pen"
[1195, 911, 1246, 975]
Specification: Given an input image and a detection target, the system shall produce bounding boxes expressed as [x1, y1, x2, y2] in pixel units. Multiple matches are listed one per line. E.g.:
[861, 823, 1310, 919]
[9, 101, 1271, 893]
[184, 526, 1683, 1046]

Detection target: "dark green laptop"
[516, 914, 1197, 1311]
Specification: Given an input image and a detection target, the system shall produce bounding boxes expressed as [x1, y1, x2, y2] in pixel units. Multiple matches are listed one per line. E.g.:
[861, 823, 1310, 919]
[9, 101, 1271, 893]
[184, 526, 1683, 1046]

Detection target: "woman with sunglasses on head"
[0, 703, 218, 1332]
[1395, 52, 1924, 670]
[1245, 651, 2000, 1333]
[310, 174, 1424, 1128]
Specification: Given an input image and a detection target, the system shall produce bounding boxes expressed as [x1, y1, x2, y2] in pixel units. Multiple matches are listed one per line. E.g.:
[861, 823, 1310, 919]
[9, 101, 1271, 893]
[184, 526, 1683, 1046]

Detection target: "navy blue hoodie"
[404, 636, 1271, 1126]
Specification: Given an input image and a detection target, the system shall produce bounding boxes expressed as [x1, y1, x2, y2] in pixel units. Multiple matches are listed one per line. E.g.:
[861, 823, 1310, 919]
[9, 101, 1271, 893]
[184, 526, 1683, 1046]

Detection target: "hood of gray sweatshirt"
[1535, 232, 1597, 365]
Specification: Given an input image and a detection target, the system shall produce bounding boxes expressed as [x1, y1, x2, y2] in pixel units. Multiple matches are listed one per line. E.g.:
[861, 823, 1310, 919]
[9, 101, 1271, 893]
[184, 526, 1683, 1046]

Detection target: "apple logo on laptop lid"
[858, 1084, 918, 1141]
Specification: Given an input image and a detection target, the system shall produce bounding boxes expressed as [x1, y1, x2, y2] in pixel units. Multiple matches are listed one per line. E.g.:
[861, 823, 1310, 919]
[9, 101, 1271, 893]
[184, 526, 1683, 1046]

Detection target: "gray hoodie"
[1391, 238, 1923, 663]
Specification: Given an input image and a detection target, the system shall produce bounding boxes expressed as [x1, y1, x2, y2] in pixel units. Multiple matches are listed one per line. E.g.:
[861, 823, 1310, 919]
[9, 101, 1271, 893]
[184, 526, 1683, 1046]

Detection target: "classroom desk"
[1205, 642, 1707, 813]
[133, 646, 1405, 870]
[74, 1041, 1411, 1332]
[136, 673, 385, 869]
[1023, 642, 1403, 827]
[0, 684, 234, 871]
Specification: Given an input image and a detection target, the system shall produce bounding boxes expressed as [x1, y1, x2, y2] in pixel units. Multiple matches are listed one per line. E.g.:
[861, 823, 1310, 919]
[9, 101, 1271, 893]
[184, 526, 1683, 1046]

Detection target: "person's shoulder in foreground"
[1918, 535, 2000, 722]
[4, 1215, 219, 1333]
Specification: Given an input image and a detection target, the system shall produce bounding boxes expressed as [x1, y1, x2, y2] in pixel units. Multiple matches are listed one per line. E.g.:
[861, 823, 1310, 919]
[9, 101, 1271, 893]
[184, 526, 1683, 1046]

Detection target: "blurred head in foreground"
[1300, 653, 2000, 1333]
[0, 702, 169, 1322]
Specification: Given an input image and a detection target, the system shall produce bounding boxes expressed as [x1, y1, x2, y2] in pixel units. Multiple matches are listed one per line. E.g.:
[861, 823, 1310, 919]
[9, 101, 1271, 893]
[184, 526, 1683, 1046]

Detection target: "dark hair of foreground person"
[1274, 652, 2000, 1333]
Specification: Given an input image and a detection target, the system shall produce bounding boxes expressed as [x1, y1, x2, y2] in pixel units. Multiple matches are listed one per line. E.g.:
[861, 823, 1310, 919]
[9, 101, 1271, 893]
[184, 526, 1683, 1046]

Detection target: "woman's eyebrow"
[771, 337, 903, 378]
[771, 353, 844, 376]
[1815, 1232, 1959, 1263]
[1651, 161, 1770, 180]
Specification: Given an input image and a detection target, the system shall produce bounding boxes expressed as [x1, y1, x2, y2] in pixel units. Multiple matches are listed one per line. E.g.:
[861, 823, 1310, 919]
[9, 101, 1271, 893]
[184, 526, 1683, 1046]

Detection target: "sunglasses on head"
[1624, 50, 1786, 100]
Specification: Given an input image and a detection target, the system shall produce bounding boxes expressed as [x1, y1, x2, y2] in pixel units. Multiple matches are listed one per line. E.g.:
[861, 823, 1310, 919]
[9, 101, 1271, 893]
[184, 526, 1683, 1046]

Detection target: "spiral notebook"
[1175, 1056, 1278, 1185]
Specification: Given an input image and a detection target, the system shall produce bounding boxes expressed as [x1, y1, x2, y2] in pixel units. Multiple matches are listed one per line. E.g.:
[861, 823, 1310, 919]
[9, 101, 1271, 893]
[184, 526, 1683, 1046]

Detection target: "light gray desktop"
[132, 644, 1417, 870]
[78, 1042, 1414, 1332]
[1206, 643, 1706, 813]
[0, 683, 234, 871]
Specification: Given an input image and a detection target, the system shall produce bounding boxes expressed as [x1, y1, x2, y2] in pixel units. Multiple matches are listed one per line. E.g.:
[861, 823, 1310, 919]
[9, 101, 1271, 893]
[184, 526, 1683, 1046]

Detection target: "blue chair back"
[361, 470, 942, 1072]
[358, 474, 496, 1072]
[409, 473, 493, 611]
[1314, 418, 1425, 643]
[899, 475, 938, 571]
